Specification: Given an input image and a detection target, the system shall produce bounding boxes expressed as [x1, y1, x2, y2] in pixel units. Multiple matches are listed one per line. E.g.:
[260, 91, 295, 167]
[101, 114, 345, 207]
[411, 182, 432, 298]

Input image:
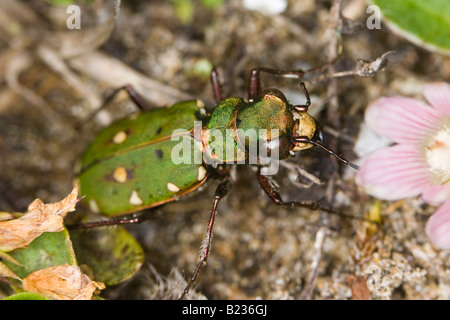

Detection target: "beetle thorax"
[235, 94, 296, 159]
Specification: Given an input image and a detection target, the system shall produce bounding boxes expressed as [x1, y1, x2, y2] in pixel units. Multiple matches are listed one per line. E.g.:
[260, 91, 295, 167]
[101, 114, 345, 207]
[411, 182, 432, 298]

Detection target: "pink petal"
[365, 97, 441, 144]
[426, 200, 450, 250]
[357, 144, 433, 200]
[422, 184, 450, 206]
[423, 82, 450, 115]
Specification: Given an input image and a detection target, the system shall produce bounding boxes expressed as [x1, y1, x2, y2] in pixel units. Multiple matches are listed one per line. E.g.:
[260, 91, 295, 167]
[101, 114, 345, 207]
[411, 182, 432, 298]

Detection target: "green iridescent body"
[79, 93, 302, 216]
[204, 94, 296, 163]
[76, 66, 341, 301]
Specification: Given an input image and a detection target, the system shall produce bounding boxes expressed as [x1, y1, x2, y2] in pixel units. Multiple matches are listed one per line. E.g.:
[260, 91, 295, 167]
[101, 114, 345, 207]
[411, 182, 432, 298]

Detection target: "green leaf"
[171, 0, 195, 25]
[3, 292, 50, 300]
[69, 226, 144, 285]
[0, 261, 20, 280]
[0, 251, 22, 266]
[372, 0, 450, 55]
[200, 0, 224, 10]
[3, 229, 77, 279]
[187, 58, 214, 79]
[45, 0, 75, 5]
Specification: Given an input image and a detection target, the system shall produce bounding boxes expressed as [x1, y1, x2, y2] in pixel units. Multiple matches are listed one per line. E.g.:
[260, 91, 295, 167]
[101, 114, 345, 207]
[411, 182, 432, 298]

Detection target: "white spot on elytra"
[113, 166, 127, 183]
[113, 131, 127, 144]
[167, 182, 180, 193]
[129, 190, 143, 205]
[197, 166, 207, 181]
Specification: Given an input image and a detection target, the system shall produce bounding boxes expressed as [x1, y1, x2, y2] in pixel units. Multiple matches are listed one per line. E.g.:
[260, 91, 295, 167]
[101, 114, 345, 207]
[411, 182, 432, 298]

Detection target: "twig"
[300, 226, 327, 300]
[68, 51, 193, 107]
[326, 0, 343, 129]
[5, 51, 75, 134]
[314, 51, 397, 82]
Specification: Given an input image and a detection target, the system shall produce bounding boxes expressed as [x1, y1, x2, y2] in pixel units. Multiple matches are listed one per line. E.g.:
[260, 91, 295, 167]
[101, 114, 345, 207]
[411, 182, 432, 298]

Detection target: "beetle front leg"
[248, 67, 305, 100]
[291, 82, 311, 113]
[256, 168, 372, 222]
[256, 167, 321, 211]
[180, 177, 232, 300]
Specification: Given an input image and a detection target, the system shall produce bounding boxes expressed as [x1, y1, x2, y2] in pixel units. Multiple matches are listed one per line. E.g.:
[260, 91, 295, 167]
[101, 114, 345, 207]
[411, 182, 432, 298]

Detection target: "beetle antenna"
[294, 137, 359, 170]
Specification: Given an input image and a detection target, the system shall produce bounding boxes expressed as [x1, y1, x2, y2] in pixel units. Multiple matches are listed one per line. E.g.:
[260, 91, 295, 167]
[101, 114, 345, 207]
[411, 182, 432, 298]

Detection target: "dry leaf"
[0, 212, 14, 221]
[23, 264, 105, 300]
[346, 275, 371, 300]
[0, 250, 22, 266]
[0, 184, 79, 252]
[0, 261, 20, 280]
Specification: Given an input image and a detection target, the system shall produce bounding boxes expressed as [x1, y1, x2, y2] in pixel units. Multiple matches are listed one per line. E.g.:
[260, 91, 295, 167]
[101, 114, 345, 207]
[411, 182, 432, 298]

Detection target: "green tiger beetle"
[76, 67, 359, 299]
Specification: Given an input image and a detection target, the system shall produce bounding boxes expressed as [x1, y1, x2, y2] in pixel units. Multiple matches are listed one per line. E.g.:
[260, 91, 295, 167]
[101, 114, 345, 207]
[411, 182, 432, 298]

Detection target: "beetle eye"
[312, 120, 323, 143]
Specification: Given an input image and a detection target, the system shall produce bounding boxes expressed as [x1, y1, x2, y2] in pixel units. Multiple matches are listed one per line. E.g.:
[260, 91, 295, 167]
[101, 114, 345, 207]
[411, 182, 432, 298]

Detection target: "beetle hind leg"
[77, 85, 153, 129]
[67, 210, 155, 229]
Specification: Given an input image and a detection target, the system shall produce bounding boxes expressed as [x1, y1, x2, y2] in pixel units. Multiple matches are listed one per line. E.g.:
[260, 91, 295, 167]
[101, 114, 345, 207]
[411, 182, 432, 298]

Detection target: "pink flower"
[357, 83, 450, 249]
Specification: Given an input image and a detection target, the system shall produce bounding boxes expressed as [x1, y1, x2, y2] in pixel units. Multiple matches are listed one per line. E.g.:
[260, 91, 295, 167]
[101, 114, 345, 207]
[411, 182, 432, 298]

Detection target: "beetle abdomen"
[79, 100, 207, 216]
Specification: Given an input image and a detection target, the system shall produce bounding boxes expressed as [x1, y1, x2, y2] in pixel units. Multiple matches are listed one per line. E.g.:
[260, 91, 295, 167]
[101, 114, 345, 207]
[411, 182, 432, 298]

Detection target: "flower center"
[425, 117, 450, 185]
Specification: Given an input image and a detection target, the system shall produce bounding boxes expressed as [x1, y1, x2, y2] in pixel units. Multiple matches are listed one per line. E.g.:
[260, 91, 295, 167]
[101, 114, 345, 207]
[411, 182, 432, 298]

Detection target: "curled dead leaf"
[0, 261, 20, 280]
[312, 51, 397, 82]
[0, 184, 79, 252]
[346, 274, 371, 300]
[0, 212, 14, 221]
[22, 264, 105, 300]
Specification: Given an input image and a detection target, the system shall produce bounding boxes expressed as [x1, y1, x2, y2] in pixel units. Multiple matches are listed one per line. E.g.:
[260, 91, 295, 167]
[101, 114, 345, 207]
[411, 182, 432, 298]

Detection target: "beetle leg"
[256, 167, 375, 224]
[291, 82, 311, 113]
[180, 177, 232, 300]
[117, 85, 154, 111]
[210, 68, 222, 103]
[67, 210, 155, 229]
[78, 85, 152, 128]
[248, 67, 305, 100]
[256, 167, 322, 211]
[101, 85, 153, 111]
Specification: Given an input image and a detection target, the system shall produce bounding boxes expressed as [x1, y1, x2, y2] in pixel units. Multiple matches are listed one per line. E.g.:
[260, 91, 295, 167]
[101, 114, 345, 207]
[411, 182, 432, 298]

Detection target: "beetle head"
[292, 112, 323, 151]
